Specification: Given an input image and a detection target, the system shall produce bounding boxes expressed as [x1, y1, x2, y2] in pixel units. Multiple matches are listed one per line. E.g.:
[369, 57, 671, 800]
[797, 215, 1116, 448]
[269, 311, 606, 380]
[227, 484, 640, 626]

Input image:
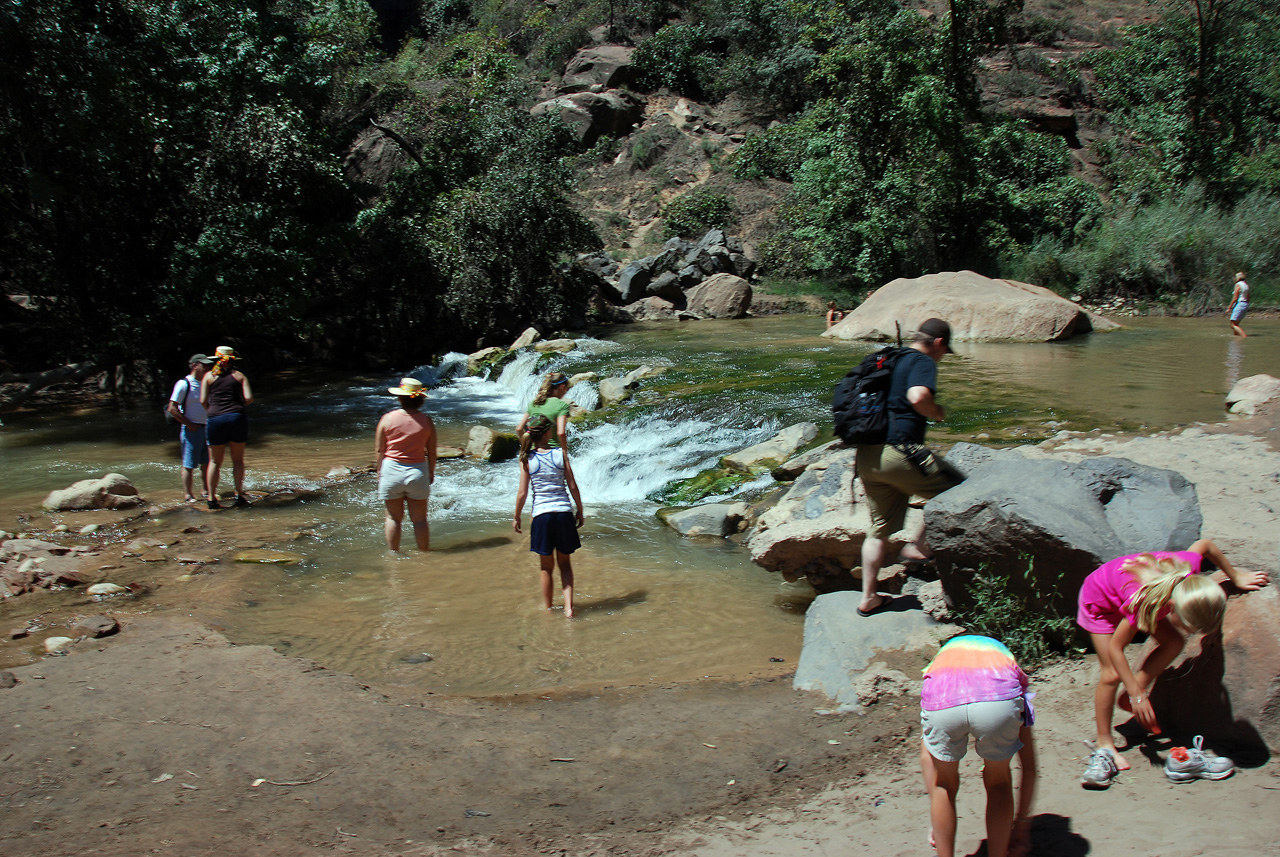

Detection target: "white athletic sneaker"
[1165, 735, 1234, 783]
[1080, 747, 1120, 790]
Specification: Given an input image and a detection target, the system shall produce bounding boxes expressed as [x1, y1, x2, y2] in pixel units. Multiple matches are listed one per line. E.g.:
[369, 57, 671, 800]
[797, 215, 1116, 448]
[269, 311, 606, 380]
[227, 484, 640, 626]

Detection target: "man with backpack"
[852, 318, 963, 616]
[167, 354, 214, 503]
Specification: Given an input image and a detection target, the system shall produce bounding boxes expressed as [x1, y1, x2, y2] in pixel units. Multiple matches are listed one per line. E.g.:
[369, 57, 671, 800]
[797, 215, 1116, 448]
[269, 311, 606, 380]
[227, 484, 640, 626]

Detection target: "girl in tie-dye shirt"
[920, 635, 1037, 857]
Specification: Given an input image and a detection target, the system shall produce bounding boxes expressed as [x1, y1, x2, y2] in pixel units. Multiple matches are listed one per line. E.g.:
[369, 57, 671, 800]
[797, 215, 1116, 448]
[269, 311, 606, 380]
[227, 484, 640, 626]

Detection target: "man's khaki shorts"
[856, 444, 963, 539]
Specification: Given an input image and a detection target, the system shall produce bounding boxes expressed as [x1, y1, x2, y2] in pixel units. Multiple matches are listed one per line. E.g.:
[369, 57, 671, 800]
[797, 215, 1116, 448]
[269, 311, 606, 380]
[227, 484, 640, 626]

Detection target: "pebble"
[401, 653, 434, 664]
[0, 671, 16, 688]
[79, 524, 99, 535]
[87, 583, 130, 597]
[234, 549, 304, 564]
[53, 524, 70, 533]
[72, 615, 119, 638]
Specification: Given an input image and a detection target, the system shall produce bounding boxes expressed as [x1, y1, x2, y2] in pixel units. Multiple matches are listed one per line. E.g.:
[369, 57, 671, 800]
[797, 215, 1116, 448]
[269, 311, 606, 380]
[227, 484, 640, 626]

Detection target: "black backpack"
[832, 347, 911, 445]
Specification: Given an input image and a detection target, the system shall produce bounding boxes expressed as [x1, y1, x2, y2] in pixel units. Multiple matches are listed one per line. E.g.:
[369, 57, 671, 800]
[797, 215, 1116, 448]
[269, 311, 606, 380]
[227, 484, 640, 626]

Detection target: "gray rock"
[623, 296, 678, 321]
[660, 502, 750, 538]
[794, 591, 949, 711]
[1, 538, 71, 557]
[466, 427, 520, 463]
[824, 270, 1119, 344]
[559, 45, 636, 93]
[1226, 373, 1280, 415]
[925, 454, 1202, 608]
[530, 89, 645, 147]
[616, 261, 653, 304]
[533, 338, 577, 353]
[509, 327, 541, 350]
[645, 271, 684, 302]
[0, 671, 15, 689]
[722, 422, 820, 473]
[42, 473, 141, 511]
[685, 273, 752, 319]
[71, 615, 119, 638]
[773, 440, 846, 480]
[597, 376, 638, 408]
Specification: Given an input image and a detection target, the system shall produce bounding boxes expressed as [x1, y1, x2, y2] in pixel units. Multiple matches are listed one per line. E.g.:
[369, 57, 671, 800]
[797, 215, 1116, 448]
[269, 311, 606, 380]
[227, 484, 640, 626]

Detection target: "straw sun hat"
[388, 377, 426, 397]
[215, 345, 238, 359]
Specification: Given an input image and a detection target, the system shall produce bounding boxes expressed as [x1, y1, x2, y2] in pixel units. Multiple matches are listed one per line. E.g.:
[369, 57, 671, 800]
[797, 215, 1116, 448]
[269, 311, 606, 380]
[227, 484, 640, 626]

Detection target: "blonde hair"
[1123, 554, 1225, 634]
[531, 372, 568, 407]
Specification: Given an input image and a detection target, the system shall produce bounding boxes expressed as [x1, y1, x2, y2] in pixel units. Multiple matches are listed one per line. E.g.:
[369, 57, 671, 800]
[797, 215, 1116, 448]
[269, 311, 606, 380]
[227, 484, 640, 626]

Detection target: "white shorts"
[921, 697, 1026, 762]
[378, 459, 431, 502]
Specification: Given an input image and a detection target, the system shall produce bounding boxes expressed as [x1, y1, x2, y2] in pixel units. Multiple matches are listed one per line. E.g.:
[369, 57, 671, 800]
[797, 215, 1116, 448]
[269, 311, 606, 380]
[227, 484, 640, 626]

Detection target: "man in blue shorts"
[167, 354, 214, 502]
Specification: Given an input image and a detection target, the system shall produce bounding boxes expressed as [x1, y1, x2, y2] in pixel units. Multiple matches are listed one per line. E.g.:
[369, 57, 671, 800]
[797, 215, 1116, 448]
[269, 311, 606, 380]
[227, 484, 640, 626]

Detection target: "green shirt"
[527, 398, 571, 447]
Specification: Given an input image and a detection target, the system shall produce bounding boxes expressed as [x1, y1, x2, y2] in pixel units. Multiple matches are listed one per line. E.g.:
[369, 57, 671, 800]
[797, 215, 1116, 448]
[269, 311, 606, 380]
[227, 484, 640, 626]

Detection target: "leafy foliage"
[952, 558, 1077, 668]
[662, 189, 735, 238]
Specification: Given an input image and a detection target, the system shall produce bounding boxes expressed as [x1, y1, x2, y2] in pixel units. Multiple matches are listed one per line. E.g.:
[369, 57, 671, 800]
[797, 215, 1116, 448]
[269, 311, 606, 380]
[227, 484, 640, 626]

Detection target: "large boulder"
[597, 375, 638, 408]
[685, 273, 752, 319]
[824, 270, 1119, 343]
[1146, 584, 1280, 758]
[925, 445, 1202, 610]
[623, 296, 679, 321]
[42, 474, 142, 511]
[793, 591, 953, 711]
[559, 46, 636, 93]
[722, 423, 820, 473]
[530, 90, 644, 147]
[1226, 374, 1280, 415]
[466, 427, 520, 463]
[748, 446, 929, 584]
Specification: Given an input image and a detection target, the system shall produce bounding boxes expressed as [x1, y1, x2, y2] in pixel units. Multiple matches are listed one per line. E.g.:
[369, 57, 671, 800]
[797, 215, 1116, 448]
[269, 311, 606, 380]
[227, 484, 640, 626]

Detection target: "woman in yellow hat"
[375, 378, 437, 551]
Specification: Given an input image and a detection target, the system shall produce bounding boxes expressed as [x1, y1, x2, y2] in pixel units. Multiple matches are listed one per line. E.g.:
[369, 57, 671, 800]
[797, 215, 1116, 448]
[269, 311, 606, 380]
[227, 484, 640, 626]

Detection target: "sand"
[2, 410, 1278, 857]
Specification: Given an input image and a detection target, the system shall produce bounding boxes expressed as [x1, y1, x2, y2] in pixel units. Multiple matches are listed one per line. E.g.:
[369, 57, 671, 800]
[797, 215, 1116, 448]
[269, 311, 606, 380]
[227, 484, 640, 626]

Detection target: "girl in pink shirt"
[1076, 538, 1267, 786]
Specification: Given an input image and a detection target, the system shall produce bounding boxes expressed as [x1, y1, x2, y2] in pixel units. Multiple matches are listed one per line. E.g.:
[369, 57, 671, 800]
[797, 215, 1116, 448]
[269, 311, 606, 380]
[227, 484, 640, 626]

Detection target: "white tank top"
[529, 449, 572, 517]
[1236, 280, 1250, 302]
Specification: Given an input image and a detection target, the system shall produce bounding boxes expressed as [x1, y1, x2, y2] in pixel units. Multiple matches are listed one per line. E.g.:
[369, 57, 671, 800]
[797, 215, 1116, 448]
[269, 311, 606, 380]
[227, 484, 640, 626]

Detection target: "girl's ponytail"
[1124, 556, 1225, 634]
[531, 372, 567, 407]
[520, 414, 553, 463]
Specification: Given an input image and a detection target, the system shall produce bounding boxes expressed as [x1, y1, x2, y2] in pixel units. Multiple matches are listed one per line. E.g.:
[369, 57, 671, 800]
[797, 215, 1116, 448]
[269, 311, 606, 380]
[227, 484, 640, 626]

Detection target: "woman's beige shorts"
[921, 697, 1026, 762]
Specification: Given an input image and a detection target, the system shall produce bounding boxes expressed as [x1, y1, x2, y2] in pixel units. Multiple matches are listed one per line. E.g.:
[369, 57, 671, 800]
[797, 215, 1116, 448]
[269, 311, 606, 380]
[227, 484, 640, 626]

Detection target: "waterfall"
[410, 347, 776, 519]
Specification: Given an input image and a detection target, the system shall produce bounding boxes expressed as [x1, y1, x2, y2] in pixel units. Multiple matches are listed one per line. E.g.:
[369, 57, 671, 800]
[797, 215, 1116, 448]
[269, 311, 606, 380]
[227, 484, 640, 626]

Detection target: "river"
[1, 316, 1276, 693]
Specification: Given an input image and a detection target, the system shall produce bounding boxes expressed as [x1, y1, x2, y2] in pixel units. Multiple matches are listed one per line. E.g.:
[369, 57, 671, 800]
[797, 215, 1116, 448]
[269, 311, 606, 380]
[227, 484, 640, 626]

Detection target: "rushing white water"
[383, 344, 777, 519]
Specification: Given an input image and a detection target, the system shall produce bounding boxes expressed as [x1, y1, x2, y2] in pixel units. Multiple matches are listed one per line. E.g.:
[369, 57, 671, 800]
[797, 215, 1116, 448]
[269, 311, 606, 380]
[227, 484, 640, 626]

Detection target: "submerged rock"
[466, 427, 519, 463]
[234, 549, 304, 564]
[659, 503, 750, 538]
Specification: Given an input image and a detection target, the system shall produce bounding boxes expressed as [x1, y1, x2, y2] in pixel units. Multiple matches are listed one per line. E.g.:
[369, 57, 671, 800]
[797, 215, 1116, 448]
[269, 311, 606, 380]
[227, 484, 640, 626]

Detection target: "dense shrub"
[661, 189, 735, 238]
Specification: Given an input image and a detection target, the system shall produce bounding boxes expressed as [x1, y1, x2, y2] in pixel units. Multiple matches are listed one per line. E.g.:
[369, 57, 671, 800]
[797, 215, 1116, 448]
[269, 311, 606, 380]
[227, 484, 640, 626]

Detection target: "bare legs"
[922, 744, 959, 857]
[1089, 619, 1185, 768]
[921, 742, 1019, 857]
[859, 532, 931, 613]
[384, 498, 429, 552]
[207, 441, 246, 502]
[1230, 319, 1247, 337]
[539, 552, 575, 617]
[182, 463, 208, 501]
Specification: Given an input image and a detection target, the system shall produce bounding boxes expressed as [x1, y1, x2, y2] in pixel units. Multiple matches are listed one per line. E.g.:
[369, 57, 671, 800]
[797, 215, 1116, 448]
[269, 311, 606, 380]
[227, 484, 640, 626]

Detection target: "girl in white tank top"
[513, 414, 585, 616]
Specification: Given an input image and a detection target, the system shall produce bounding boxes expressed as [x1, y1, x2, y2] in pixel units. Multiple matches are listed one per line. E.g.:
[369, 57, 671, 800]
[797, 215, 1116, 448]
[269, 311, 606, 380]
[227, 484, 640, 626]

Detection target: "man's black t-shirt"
[886, 348, 937, 445]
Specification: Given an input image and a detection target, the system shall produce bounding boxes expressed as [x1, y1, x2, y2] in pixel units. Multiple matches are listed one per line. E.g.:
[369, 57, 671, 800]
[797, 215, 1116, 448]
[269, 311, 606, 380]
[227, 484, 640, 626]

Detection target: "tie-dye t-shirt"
[920, 635, 1029, 711]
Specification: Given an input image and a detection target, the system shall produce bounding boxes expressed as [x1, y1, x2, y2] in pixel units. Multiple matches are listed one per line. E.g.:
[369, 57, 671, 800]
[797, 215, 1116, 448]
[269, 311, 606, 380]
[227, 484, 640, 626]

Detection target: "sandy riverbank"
[2, 407, 1278, 857]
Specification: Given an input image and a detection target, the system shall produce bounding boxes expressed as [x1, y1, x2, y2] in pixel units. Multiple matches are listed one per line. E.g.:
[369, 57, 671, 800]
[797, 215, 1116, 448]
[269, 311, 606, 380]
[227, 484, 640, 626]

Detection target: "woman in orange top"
[375, 378, 438, 552]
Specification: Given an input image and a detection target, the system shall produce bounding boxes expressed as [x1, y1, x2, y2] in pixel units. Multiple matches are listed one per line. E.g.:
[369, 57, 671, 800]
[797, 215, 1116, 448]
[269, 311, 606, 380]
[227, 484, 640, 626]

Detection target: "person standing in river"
[375, 378, 437, 552]
[1228, 271, 1250, 337]
[201, 345, 253, 509]
[855, 318, 964, 617]
[516, 371, 571, 450]
[513, 414, 585, 617]
[167, 353, 214, 503]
